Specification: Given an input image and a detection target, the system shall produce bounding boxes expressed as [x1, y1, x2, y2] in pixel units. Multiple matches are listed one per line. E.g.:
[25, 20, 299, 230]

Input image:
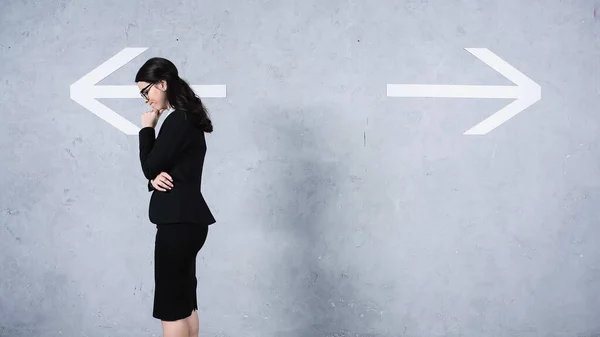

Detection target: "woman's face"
[138, 80, 168, 111]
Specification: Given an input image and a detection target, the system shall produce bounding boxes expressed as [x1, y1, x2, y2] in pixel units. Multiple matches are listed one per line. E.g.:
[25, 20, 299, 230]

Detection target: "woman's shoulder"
[163, 108, 206, 133]
[165, 108, 186, 119]
[158, 109, 190, 133]
[163, 108, 190, 125]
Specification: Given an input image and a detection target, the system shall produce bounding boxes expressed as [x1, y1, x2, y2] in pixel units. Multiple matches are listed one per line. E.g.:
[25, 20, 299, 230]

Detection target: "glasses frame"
[140, 82, 155, 100]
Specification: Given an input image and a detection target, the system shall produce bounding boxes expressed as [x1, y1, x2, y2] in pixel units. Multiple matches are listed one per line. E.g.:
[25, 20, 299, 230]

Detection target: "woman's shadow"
[253, 106, 370, 337]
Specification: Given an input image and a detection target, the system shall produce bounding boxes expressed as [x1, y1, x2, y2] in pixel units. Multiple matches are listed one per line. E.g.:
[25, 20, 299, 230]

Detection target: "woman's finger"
[160, 172, 173, 182]
[159, 176, 173, 188]
[157, 179, 172, 190]
[152, 181, 166, 191]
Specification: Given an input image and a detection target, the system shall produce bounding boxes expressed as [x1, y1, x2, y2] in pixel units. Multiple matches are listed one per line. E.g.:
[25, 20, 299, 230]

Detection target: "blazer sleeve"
[138, 111, 189, 180]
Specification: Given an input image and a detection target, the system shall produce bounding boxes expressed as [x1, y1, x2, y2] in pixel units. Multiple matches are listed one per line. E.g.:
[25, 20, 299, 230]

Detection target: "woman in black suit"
[135, 57, 216, 337]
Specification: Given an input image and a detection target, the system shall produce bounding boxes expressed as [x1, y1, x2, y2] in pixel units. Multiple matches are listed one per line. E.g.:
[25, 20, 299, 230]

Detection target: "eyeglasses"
[140, 83, 154, 100]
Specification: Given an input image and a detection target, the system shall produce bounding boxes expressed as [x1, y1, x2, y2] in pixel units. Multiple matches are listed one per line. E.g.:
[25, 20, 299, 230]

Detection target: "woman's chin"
[150, 104, 165, 112]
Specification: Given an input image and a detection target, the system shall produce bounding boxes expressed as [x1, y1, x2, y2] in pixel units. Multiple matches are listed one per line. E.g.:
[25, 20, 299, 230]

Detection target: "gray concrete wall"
[2, 0, 600, 336]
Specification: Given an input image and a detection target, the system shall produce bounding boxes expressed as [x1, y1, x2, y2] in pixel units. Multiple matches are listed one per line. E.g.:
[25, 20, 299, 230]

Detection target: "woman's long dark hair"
[135, 57, 213, 133]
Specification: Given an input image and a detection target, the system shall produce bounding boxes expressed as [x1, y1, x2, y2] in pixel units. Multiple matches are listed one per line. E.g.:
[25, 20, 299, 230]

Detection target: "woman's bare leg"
[161, 319, 189, 337]
[185, 310, 199, 337]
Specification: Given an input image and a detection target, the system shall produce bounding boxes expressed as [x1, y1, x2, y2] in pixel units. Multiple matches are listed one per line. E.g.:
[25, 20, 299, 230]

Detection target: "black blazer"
[138, 109, 216, 226]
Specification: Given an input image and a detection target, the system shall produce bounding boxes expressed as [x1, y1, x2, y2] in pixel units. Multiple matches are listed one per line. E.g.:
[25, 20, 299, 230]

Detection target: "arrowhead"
[70, 47, 148, 135]
[463, 48, 541, 135]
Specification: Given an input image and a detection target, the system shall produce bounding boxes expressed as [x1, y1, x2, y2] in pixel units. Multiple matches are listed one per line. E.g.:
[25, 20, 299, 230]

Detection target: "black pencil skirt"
[153, 222, 209, 321]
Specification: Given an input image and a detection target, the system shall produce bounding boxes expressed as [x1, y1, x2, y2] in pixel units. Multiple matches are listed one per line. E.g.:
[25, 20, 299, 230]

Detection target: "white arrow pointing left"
[70, 47, 226, 135]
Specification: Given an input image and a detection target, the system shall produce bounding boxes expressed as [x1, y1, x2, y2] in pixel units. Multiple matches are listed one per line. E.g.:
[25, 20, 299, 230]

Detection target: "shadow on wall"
[259, 106, 373, 337]
[0, 262, 86, 337]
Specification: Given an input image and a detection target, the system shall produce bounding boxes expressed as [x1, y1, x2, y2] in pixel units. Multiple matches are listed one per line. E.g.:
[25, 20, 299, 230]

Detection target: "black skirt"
[153, 222, 209, 321]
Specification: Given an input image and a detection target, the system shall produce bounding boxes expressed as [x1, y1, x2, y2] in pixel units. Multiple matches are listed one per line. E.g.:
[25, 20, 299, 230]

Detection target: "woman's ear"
[159, 80, 167, 92]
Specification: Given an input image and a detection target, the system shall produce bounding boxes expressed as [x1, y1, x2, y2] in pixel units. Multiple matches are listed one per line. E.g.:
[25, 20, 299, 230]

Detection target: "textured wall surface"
[1, 0, 600, 336]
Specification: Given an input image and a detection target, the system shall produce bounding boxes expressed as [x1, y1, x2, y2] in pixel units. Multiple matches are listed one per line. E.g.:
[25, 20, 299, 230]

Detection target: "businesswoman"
[135, 57, 216, 337]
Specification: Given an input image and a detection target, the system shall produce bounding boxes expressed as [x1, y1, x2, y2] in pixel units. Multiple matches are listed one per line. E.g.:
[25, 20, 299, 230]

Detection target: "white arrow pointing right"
[70, 47, 226, 135]
[387, 48, 541, 135]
